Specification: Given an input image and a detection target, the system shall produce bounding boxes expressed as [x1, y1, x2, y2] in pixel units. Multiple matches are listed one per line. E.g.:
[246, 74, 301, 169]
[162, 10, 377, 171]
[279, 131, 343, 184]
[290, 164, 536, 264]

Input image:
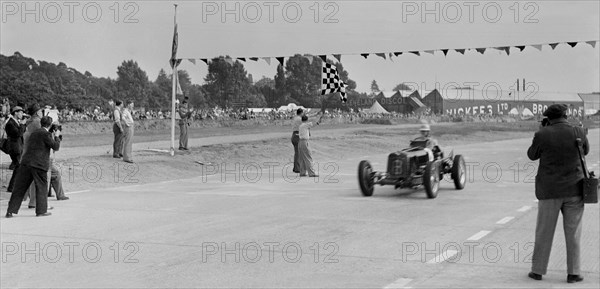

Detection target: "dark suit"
[113, 108, 123, 157]
[6, 127, 60, 215]
[4, 117, 25, 191]
[178, 103, 190, 149]
[527, 118, 589, 276]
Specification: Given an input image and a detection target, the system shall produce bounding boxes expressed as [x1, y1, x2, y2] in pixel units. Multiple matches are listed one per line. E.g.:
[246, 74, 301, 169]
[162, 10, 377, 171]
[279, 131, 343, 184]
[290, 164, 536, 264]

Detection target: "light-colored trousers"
[122, 125, 134, 162]
[298, 139, 315, 176]
[532, 196, 584, 275]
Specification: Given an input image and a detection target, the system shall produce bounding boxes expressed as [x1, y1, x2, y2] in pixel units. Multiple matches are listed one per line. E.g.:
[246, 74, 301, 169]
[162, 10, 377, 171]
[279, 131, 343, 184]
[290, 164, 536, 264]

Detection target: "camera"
[49, 124, 62, 133]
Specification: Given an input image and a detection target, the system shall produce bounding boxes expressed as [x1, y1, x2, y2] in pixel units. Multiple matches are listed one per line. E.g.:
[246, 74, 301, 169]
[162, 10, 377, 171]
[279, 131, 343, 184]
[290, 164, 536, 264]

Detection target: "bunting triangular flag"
[495, 47, 510, 55]
[532, 45, 542, 51]
[424, 50, 435, 55]
[249, 57, 259, 61]
[333, 54, 342, 62]
[516, 46, 526, 51]
[376, 53, 386, 60]
[200, 59, 208, 65]
[237, 57, 246, 62]
[549, 43, 559, 50]
[475, 48, 486, 54]
[188, 59, 196, 65]
[568, 42, 578, 48]
[262, 57, 271, 65]
[361, 53, 369, 59]
[276, 57, 284, 66]
[388, 53, 394, 62]
[442, 49, 449, 56]
[317, 55, 326, 62]
[393, 52, 403, 56]
[586, 41, 597, 48]
[455, 49, 465, 55]
[409, 51, 420, 56]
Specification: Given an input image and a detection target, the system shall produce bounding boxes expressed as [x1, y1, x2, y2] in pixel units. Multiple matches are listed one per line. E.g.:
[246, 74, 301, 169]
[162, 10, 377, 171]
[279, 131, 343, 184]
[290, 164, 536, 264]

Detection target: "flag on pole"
[174, 71, 183, 95]
[170, 24, 182, 68]
[320, 62, 347, 102]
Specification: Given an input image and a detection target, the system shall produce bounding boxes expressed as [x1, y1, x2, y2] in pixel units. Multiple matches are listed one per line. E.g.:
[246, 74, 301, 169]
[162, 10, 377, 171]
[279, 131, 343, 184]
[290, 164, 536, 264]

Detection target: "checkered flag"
[321, 62, 347, 102]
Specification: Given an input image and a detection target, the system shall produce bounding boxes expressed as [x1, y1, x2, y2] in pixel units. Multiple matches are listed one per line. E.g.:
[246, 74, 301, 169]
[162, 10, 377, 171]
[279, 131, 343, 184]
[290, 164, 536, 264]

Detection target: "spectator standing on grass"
[112, 100, 124, 158]
[297, 115, 319, 178]
[291, 108, 303, 174]
[5, 106, 27, 192]
[5, 116, 61, 218]
[121, 101, 135, 163]
[527, 104, 589, 284]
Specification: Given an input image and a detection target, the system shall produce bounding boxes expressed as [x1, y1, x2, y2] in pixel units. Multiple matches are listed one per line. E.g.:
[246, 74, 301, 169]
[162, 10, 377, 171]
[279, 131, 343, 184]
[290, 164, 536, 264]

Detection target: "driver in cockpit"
[412, 124, 438, 149]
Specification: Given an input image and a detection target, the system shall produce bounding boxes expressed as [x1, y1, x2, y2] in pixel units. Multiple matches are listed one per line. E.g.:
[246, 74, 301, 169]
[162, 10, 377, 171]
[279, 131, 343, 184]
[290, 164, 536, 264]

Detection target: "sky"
[1, 0, 599, 95]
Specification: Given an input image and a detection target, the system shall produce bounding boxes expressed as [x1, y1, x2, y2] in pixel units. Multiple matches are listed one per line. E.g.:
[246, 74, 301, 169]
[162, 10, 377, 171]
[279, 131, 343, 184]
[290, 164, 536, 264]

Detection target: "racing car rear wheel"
[358, 160, 375, 197]
[424, 161, 440, 198]
[451, 155, 466, 190]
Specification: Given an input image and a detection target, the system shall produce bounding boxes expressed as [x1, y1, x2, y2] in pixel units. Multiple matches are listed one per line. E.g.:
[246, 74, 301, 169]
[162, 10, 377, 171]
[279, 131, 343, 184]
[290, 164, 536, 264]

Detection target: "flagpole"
[170, 4, 178, 156]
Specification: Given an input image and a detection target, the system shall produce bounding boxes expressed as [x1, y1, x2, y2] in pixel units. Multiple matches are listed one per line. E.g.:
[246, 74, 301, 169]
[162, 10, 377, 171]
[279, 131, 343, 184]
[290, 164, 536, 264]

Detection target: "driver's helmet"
[419, 124, 430, 131]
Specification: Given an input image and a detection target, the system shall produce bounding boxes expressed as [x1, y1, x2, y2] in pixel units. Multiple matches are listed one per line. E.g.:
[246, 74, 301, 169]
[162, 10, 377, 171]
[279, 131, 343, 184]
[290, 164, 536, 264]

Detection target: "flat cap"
[11, 106, 24, 113]
[543, 104, 568, 119]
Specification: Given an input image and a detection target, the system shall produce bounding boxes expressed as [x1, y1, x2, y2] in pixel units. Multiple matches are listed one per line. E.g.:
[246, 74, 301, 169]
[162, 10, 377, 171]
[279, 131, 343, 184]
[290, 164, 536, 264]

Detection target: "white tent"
[367, 100, 390, 114]
[277, 103, 306, 112]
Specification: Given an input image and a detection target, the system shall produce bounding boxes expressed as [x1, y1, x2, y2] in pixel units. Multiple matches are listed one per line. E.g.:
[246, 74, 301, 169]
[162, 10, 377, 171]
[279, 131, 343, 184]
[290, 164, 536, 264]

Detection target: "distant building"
[422, 89, 585, 117]
[578, 93, 600, 115]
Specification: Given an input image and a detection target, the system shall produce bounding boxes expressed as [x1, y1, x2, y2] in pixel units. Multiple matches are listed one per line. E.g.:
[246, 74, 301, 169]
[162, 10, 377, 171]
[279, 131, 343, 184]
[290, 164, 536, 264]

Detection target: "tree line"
[0, 52, 372, 111]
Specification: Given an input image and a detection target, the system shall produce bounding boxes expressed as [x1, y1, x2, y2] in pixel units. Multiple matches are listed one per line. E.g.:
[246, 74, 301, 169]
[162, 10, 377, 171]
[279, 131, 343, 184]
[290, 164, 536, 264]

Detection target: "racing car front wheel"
[451, 155, 466, 190]
[424, 161, 440, 198]
[358, 160, 374, 197]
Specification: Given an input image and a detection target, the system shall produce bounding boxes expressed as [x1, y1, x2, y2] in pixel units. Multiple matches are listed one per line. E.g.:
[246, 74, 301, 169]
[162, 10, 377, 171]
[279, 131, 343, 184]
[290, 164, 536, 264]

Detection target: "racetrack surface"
[1, 129, 598, 288]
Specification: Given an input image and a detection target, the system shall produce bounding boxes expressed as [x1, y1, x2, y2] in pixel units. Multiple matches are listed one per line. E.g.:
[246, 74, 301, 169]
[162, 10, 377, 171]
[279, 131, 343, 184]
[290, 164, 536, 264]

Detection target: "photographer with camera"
[23, 104, 69, 208]
[527, 104, 589, 283]
[4, 106, 27, 192]
[6, 116, 61, 218]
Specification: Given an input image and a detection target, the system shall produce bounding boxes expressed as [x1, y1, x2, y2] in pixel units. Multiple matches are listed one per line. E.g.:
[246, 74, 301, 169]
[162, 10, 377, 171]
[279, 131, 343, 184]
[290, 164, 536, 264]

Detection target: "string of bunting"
[178, 40, 599, 66]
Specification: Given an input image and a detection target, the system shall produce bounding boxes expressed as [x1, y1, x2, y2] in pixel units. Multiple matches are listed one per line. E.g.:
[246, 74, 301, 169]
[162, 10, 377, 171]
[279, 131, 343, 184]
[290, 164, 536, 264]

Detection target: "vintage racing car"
[357, 139, 466, 198]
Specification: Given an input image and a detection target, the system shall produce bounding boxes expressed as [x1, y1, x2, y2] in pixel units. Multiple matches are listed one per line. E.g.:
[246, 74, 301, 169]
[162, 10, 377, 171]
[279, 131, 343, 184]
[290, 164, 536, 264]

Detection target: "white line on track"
[496, 216, 515, 224]
[467, 230, 491, 241]
[517, 205, 532, 212]
[66, 190, 90, 194]
[426, 250, 459, 264]
[383, 277, 412, 289]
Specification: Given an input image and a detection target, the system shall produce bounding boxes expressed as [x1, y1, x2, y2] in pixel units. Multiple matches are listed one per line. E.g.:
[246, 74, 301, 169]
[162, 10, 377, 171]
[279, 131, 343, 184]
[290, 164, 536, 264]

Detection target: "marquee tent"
[366, 100, 390, 114]
[278, 103, 306, 112]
